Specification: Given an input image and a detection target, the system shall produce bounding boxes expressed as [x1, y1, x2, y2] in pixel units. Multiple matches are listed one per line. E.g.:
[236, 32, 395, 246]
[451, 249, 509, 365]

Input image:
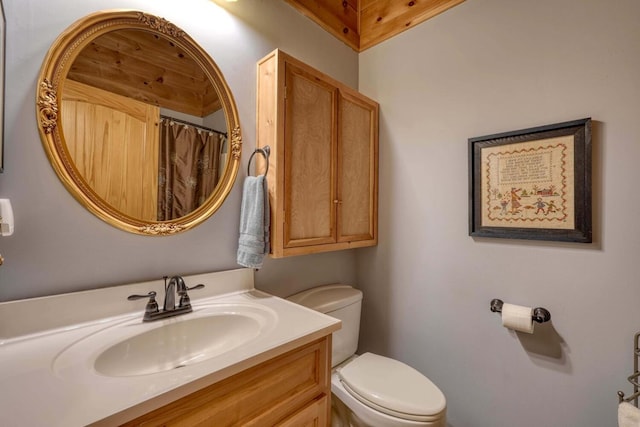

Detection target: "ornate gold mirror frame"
[36, 10, 242, 235]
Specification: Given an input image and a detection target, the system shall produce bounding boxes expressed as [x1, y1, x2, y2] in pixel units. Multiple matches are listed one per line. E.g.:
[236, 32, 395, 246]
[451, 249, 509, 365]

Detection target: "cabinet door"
[284, 62, 338, 248]
[337, 90, 378, 243]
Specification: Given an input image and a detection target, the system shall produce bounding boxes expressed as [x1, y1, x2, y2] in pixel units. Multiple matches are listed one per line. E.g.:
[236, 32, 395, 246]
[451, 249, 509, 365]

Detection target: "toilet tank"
[287, 284, 363, 367]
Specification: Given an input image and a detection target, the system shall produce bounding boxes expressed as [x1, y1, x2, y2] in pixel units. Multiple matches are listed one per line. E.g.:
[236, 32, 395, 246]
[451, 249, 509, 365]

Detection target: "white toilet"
[287, 284, 446, 427]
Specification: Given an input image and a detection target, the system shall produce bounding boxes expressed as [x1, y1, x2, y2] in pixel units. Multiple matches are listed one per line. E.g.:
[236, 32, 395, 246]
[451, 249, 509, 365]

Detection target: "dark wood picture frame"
[469, 118, 592, 243]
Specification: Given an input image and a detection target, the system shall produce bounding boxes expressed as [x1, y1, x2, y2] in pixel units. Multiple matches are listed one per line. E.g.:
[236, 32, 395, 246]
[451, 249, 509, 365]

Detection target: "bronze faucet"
[128, 276, 204, 322]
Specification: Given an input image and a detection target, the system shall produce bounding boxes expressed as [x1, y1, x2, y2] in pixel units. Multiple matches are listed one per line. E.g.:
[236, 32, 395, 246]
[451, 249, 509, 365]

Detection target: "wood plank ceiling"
[68, 29, 221, 117]
[284, 0, 465, 52]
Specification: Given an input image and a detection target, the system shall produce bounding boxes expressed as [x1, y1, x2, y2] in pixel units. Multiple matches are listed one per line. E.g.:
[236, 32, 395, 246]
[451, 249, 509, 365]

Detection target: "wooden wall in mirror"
[36, 10, 242, 235]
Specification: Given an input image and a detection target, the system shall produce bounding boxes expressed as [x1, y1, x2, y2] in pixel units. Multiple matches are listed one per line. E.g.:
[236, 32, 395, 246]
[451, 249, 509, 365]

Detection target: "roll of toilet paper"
[501, 303, 534, 333]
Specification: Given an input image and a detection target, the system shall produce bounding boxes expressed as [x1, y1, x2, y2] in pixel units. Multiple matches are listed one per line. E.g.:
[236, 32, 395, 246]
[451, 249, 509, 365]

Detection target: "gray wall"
[357, 0, 640, 426]
[0, 0, 359, 301]
[3, 0, 638, 425]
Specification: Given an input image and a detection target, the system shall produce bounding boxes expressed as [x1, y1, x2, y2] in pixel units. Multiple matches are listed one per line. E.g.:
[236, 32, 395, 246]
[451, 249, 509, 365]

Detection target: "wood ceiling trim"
[285, 0, 465, 52]
[359, 0, 466, 51]
[283, 0, 360, 51]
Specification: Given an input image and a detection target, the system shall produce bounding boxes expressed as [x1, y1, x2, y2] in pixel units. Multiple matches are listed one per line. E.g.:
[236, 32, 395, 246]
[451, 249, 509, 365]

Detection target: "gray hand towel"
[237, 175, 270, 269]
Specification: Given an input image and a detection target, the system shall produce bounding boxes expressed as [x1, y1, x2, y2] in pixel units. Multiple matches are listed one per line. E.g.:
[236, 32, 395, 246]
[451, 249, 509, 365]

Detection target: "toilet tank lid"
[286, 284, 362, 313]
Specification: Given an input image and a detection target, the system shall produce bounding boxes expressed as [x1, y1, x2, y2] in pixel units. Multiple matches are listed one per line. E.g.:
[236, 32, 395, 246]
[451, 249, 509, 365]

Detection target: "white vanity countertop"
[0, 269, 340, 427]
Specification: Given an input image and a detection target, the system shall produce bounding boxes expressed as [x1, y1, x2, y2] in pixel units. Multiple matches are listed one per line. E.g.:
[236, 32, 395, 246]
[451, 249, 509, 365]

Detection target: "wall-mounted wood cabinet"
[257, 49, 378, 258]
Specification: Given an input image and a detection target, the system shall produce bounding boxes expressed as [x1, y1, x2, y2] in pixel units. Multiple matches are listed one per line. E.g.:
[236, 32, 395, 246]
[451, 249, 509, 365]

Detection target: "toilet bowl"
[287, 285, 446, 427]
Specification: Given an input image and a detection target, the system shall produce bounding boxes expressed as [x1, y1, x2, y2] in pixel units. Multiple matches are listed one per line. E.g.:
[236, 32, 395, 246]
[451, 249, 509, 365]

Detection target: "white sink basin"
[53, 303, 277, 378]
[95, 313, 263, 377]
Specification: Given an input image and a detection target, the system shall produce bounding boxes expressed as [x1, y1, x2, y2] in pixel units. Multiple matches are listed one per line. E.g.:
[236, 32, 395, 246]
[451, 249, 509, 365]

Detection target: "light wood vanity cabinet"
[257, 49, 379, 258]
[121, 336, 331, 426]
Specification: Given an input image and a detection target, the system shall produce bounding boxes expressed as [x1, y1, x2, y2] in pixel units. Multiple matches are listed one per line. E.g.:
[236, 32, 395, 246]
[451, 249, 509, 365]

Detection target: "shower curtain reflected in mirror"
[158, 118, 225, 221]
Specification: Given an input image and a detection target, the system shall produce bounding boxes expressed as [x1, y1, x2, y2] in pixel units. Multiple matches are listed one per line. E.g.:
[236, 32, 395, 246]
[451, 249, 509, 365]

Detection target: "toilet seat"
[338, 353, 446, 422]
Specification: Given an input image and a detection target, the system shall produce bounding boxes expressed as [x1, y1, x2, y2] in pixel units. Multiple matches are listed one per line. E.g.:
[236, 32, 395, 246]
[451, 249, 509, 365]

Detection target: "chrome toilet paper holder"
[490, 299, 551, 324]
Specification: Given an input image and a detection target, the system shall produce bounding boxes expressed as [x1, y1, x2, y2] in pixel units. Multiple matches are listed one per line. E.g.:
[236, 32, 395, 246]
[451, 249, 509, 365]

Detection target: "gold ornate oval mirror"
[36, 10, 242, 235]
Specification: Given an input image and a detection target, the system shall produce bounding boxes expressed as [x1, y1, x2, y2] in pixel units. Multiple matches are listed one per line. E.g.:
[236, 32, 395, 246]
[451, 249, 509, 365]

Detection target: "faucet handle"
[128, 291, 159, 320]
[178, 284, 205, 308]
[127, 291, 157, 301]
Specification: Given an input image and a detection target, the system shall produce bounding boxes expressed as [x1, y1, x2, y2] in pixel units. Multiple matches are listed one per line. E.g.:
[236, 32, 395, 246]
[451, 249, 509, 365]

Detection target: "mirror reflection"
[61, 29, 229, 222]
[37, 10, 242, 235]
